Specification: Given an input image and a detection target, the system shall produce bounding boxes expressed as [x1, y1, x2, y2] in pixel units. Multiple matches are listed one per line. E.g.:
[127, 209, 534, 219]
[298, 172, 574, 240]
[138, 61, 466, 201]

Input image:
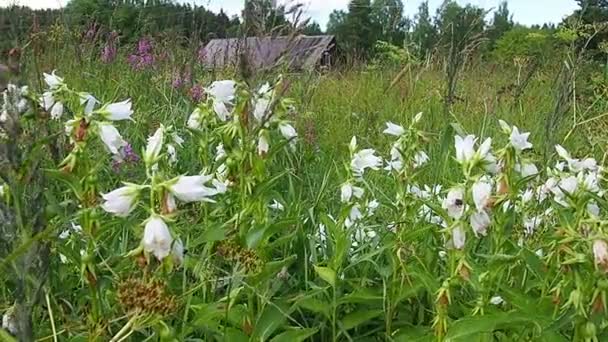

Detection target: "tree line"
[0, 0, 607, 61]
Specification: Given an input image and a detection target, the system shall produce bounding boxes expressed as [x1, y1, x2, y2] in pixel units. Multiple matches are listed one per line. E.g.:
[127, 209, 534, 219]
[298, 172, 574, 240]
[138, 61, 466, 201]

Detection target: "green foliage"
[410, 1, 437, 57]
[371, 40, 412, 66]
[493, 27, 556, 63]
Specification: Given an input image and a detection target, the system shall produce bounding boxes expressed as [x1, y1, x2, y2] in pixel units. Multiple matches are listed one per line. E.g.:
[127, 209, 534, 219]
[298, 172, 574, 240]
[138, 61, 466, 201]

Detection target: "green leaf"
[0, 329, 17, 342]
[270, 327, 319, 342]
[338, 288, 383, 305]
[201, 225, 226, 242]
[313, 265, 337, 287]
[445, 312, 548, 341]
[224, 327, 249, 342]
[295, 297, 331, 318]
[339, 309, 383, 331]
[251, 303, 292, 341]
[392, 325, 433, 342]
[249, 255, 297, 285]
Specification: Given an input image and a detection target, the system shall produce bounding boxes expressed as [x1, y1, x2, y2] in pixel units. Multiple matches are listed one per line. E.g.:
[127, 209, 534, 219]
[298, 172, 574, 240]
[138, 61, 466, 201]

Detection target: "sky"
[2, 0, 581, 30]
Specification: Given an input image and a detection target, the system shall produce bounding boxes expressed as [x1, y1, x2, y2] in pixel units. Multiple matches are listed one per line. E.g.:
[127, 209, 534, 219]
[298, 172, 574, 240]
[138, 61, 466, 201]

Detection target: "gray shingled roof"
[200, 35, 336, 70]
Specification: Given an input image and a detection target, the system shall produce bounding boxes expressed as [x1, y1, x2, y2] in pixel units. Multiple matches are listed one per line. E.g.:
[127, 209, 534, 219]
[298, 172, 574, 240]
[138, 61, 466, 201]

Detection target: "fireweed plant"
[1, 71, 608, 341]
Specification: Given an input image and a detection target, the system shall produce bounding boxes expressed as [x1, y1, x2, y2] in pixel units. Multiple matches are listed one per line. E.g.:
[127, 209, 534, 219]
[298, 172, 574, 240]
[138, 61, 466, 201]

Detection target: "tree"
[371, 0, 405, 44]
[488, 1, 513, 47]
[410, 1, 437, 57]
[569, 0, 608, 51]
[242, 0, 289, 36]
[301, 22, 323, 35]
[326, 0, 379, 56]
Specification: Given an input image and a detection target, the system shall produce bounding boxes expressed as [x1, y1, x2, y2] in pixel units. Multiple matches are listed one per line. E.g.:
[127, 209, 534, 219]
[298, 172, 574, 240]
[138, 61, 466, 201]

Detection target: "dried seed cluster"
[216, 240, 263, 273]
[117, 277, 177, 316]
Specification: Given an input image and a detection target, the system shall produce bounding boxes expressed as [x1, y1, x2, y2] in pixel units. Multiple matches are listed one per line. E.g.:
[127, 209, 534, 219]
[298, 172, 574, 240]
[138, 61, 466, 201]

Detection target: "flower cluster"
[383, 114, 429, 173]
[1, 84, 29, 127]
[128, 37, 155, 70]
[101, 123, 226, 264]
[44, 71, 135, 172]
[101, 31, 118, 64]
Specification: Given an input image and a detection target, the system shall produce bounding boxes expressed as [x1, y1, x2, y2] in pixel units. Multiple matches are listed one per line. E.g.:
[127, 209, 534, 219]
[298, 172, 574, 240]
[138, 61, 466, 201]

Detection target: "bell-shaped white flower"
[351, 149, 382, 176]
[581, 172, 600, 193]
[455, 135, 476, 164]
[215, 143, 227, 162]
[452, 224, 466, 250]
[258, 82, 272, 96]
[413, 151, 429, 168]
[384, 144, 403, 171]
[470, 210, 490, 237]
[443, 187, 465, 219]
[143, 216, 173, 261]
[41, 91, 55, 111]
[521, 188, 534, 204]
[102, 99, 133, 121]
[167, 144, 177, 164]
[50, 101, 64, 119]
[349, 136, 357, 153]
[279, 122, 297, 140]
[43, 70, 64, 90]
[254, 97, 271, 122]
[101, 183, 142, 217]
[490, 296, 504, 305]
[164, 192, 177, 214]
[145, 126, 164, 166]
[168, 174, 218, 203]
[383, 122, 405, 136]
[206, 80, 236, 104]
[509, 126, 532, 152]
[187, 108, 202, 129]
[79, 92, 99, 115]
[269, 199, 284, 211]
[523, 215, 542, 235]
[559, 176, 578, 195]
[477, 138, 492, 159]
[588, 202, 600, 218]
[498, 119, 511, 133]
[212, 179, 228, 194]
[345, 204, 363, 228]
[516, 162, 538, 178]
[340, 182, 364, 203]
[213, 101, 230, 121]
[593, 240, 608, 270]
[258, 132, 270, 155]
[472, 178, 492, 211]
[98, 122, 127, 155]
[555, 144, 571, 160]
[172, 238, 185, 265]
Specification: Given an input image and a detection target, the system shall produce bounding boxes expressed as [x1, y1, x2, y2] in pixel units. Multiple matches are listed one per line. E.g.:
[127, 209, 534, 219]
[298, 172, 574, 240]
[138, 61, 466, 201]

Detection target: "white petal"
[143, 216, 173, 261]
[169, 175, 217, 203]
[383, 122, 405, 136]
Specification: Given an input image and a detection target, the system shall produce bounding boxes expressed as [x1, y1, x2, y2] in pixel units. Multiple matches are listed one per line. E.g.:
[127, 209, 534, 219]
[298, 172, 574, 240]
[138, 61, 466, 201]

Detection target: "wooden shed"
[200, 35, 337, 71]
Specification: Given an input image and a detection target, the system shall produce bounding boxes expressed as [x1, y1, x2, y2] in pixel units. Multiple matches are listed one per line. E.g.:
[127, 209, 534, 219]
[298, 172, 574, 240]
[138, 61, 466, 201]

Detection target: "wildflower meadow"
[2, 0, 608, 341]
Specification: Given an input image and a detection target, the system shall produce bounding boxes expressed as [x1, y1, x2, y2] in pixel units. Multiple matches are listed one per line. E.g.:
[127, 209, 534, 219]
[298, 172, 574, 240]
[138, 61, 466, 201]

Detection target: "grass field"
[2, 34, 608, 341]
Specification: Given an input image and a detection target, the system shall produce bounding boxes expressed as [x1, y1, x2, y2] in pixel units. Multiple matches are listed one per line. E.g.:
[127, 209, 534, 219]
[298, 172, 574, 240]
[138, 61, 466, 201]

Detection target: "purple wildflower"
[171, 72, 183, 89]
[84, 23, 98, 42]
[112, 143, 140, 171]
[101, 31, 118, 63]
[137, 38, 153, 55]
[190, 84, 203, 103]
[128, 37, 156, 70]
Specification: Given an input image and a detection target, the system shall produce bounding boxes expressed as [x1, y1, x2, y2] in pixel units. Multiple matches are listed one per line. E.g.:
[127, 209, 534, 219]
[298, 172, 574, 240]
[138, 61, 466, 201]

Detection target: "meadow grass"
[3, 37, 608, 341]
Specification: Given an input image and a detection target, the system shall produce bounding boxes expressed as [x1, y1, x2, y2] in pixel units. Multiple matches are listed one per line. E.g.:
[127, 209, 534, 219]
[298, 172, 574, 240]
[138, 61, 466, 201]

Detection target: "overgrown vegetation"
[2, 0, 608, 341]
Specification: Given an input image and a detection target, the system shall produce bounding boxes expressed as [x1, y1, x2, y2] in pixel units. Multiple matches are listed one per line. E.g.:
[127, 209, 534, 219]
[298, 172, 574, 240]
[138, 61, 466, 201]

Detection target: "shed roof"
[201, 35, 336, 70]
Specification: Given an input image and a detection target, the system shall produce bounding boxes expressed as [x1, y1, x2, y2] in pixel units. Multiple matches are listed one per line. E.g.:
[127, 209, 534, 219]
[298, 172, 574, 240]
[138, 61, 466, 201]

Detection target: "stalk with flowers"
[2, 68, 608, 341]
